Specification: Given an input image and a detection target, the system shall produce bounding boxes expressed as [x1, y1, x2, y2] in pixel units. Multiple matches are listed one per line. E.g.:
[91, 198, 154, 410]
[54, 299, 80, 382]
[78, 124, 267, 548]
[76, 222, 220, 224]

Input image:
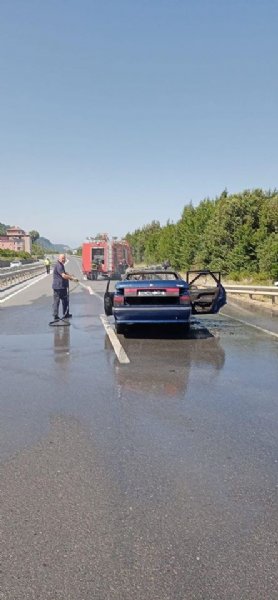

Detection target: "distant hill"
[37, 237, 71, 252]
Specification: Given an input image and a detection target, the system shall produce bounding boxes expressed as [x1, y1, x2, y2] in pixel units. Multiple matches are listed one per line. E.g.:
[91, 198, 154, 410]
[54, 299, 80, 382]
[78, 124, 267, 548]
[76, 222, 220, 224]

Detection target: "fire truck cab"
[82, 235, 133, 280]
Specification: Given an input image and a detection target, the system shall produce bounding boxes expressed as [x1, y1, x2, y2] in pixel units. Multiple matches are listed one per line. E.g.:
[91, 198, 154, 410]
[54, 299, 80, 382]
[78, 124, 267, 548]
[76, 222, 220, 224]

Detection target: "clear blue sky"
[1, 0, 277, 247]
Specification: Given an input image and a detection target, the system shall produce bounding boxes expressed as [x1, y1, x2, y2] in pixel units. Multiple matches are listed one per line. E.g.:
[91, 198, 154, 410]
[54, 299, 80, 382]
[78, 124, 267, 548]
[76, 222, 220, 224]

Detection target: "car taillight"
[113, 295, 124, 306]
[179, 294, 190, 305]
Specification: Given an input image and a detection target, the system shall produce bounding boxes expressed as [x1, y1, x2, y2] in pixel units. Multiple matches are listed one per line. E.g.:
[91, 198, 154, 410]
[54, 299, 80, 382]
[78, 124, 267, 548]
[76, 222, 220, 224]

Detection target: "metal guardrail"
[0, 264, 46, 291]
[225, 284, 278, 305]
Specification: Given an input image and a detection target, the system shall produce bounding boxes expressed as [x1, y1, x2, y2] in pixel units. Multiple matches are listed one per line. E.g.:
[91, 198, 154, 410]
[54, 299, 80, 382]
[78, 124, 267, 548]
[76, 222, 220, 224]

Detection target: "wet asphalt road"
[1, 259, 278, 599]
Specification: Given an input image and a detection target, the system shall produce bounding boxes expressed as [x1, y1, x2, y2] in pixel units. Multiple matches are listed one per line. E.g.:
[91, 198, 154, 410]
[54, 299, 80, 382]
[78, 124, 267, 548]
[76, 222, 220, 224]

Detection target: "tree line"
[125, 189, 278, 281]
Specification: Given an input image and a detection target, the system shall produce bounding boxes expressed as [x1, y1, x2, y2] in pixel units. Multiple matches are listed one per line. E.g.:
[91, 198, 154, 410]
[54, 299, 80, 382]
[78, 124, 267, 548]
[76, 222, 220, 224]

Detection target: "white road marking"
[89, 287, 103, 300]
[100, 315, 130, 364]
[78, 281, 94, 295]
[222, 311, 278, 339]
[78, 281, 104, 300]
[0, 273, 48, 303]
[79, 284, 129, 362]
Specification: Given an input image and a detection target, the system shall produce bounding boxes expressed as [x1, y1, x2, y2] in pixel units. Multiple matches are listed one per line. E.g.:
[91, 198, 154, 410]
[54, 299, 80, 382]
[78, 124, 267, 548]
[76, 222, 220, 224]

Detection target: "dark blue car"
[104, 268, 226, 335]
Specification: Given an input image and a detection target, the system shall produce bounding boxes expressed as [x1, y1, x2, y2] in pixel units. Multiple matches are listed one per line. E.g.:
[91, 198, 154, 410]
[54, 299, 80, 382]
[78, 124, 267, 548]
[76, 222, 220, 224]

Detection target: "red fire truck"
[82, 235, 133, 280]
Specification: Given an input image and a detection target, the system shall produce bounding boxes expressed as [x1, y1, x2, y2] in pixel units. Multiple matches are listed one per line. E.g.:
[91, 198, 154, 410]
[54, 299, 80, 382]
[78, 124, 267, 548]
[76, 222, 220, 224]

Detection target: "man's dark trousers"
[53, 289, 69, 318]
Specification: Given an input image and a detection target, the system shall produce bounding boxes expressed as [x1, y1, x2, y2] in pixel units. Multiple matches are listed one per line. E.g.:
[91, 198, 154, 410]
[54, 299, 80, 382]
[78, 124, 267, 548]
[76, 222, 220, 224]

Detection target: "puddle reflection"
[53, 325, 71, 363]
[106, 332, 225, 399]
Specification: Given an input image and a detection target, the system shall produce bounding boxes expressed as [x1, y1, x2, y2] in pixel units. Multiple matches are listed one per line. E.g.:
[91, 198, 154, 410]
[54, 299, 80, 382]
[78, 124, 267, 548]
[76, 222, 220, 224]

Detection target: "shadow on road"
[118, 322, 215, 340]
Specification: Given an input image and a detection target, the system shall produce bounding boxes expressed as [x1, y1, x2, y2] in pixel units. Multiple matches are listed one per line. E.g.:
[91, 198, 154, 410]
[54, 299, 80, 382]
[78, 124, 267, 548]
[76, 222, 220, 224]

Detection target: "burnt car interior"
[186, 270, 225, 314]
[125, 270, 179, 281]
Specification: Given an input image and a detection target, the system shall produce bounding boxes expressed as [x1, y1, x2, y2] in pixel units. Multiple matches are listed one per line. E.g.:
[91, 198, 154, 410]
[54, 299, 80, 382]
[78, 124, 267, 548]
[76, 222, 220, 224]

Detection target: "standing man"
[162, 259, 170, 270]
[52, 254, 78, 320]
[44, 256, 51, 274]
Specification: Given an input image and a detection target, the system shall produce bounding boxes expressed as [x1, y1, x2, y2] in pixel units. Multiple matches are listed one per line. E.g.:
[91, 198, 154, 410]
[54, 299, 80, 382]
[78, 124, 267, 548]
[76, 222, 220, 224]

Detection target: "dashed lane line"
[222, 311, 278, 339]
[100, 315, 130, 364]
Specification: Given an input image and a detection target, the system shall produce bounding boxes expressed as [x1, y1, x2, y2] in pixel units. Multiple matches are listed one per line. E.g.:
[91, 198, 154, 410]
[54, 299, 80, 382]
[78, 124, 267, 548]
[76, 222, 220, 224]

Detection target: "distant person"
[122, 258, 128, 271]
[44, 257, 51, 274]
[118, 261, 125, 275]
[162, 259, 170, 270]
[52, 254, 78, 320]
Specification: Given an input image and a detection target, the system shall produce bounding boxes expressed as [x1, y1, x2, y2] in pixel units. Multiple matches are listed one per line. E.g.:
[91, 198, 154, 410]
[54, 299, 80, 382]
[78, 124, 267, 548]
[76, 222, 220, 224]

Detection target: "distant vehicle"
[10, 260, 22, 268]
[104, 268, 226, 335]
[82, 234, 133, 280]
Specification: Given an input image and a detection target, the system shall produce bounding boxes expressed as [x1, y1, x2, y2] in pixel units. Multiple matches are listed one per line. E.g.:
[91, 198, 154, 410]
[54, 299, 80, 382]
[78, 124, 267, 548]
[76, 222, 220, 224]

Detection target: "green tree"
[0, 222, 8, 235]
[257, 234, 278, 280]
[29, 230, 40, 243]
[143, 221, 161, 264]
[156, 222, 176, 266]
[125, 189, 278, 279]
[192, 198, 216, 268]
[31, 243, 45, 258]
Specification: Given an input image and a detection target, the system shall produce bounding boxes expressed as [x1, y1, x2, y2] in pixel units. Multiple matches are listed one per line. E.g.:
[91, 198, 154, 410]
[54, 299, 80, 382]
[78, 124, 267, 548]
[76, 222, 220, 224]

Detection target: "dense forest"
[125, 189, 278, 281]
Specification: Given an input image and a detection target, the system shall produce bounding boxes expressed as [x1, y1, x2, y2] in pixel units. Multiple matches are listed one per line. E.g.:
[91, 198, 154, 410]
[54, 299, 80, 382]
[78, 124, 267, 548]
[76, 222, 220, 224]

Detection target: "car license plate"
[138, 290, 165, 296]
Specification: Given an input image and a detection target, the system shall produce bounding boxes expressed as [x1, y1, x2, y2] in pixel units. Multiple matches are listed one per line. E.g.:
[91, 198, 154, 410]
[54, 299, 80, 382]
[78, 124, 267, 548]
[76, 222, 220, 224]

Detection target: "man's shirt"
[52, 261, 68, 290]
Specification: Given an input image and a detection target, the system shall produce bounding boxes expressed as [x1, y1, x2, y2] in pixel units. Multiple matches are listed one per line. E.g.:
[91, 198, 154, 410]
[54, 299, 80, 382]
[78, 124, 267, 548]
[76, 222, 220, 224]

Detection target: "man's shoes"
[63, 313, 72, 319]
[53, 316, 59, 321]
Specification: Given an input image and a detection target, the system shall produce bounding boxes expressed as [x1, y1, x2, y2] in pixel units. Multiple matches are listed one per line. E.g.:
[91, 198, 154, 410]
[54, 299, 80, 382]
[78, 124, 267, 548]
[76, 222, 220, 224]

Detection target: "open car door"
[104, 279, 114, 316]
[187, 270, 226, 315]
